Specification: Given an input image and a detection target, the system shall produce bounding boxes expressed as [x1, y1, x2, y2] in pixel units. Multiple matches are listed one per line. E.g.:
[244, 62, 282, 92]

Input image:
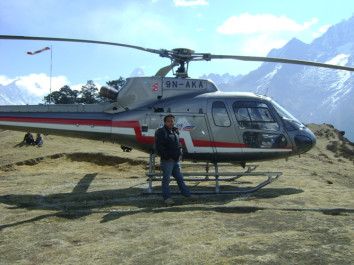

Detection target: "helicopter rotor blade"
[0, 35, 164, 56]
[193, 54, 354, 72]
[2, 35, 354, 73]
[155, 62, 179, 77]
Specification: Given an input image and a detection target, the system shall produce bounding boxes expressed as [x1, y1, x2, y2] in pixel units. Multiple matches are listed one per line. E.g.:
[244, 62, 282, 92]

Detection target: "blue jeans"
[161, 159, 191, 199]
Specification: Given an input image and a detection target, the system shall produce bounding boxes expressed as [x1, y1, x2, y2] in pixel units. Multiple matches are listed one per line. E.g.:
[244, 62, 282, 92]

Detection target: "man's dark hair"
[164, 114, 175, 122]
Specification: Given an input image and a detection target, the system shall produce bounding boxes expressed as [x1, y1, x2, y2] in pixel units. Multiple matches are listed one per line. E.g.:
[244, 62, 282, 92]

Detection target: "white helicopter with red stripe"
[1, 35, 353, 194]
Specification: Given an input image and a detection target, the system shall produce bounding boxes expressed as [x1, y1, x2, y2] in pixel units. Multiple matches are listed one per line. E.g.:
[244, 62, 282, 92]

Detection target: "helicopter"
[1, 35, 354, 194]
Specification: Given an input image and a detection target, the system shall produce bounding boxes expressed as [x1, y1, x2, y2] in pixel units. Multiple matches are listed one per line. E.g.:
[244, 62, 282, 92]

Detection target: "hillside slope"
[0, 124, 353, 264]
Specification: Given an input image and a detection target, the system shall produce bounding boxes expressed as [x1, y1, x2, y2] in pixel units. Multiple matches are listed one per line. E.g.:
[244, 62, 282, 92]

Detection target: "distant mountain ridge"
[0, 79, 42, 105]
[205, 16, 354, 141]
[200, 73, 243, 89]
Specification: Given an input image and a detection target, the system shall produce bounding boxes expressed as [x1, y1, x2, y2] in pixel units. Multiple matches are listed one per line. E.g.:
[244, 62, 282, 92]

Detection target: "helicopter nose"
[294, 127, 317, 154]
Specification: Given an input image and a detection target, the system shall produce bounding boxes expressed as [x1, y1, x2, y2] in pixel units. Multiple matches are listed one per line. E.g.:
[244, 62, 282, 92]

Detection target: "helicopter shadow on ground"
[13, 141, 29, 148]
[100, 187, 354, 223]
[100, 184, 354, 223]
[0, 172, 351, 230]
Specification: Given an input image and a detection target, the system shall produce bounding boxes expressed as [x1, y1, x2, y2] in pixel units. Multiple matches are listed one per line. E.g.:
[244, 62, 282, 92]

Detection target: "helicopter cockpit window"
[212, 101, 231, 127]
[271, 100, 304, 131]
[233, 101, 279, 131]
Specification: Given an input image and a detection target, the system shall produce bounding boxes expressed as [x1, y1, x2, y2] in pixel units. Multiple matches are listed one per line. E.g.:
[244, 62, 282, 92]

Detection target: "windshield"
[233, 101, 280, 131]
[271, 100, 304, 131]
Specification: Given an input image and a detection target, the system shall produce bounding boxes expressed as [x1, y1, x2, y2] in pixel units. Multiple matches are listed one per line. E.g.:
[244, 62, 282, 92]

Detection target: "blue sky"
[1, 0, 354, 96]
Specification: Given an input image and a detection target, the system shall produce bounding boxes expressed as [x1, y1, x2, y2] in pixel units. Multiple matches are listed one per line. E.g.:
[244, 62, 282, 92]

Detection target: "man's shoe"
[184, 195, 197, 201]
[164, 198, 175, 205]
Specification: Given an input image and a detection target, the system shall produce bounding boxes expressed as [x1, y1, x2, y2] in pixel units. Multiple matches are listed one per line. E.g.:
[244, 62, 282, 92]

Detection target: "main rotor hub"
[171, 48, 195, 78]
[172, 48, 195, 55]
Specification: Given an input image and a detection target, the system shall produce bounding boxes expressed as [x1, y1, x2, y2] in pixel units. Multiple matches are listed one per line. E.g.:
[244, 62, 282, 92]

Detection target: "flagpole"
[49, 45, 52, 104]
[26, 46, 52, 103]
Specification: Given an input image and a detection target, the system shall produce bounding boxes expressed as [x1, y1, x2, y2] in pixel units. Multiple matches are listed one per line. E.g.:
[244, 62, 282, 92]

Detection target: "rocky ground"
[0, 124, 353, 265]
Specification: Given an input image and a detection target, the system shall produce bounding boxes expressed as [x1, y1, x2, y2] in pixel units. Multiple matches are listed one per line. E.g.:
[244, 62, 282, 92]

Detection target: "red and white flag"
[27, 46, 50, 55]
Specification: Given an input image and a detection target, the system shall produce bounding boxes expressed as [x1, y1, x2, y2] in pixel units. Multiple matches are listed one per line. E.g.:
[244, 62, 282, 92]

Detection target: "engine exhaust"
[99, 86, 118, 100]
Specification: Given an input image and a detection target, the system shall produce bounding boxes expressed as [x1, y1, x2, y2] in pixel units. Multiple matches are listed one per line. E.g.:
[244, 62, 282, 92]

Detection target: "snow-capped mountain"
[200, 73, 243, 90]
[213, 16, 354, 142]
[129, 67, 145, 77]
[0, 78, 43, 105]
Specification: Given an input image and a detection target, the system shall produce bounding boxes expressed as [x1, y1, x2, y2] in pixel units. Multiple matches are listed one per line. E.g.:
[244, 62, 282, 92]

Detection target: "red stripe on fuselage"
[112, 120, 153, 144]
[0, 116, 292, 149]
[192, 139, 247, 148]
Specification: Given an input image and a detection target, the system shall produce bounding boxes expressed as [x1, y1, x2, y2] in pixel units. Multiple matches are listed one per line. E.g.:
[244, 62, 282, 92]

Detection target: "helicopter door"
[207, 99, 242, 153]
[150, 114, 214, 160]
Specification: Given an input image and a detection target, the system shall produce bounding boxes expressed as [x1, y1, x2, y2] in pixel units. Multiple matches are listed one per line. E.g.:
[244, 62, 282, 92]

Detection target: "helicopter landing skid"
[143, 154, 282, 195]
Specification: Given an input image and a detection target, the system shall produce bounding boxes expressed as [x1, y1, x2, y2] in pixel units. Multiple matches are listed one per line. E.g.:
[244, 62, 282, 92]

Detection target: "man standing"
[155, 114, 194, 205]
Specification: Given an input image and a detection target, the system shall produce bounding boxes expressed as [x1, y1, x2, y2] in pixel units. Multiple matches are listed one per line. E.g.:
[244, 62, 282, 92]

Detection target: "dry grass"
[0, 126, 353, 265]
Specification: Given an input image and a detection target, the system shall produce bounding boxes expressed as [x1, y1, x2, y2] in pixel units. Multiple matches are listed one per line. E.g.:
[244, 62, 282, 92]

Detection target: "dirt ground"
[0, 125, 353, 265]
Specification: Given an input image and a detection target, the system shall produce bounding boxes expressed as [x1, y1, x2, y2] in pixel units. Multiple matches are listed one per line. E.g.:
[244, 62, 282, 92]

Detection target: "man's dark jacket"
[155, 125, 182, 161]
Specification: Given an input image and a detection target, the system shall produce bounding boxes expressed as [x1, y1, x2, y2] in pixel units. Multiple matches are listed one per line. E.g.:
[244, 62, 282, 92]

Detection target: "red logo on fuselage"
[152, 83, 159, 91]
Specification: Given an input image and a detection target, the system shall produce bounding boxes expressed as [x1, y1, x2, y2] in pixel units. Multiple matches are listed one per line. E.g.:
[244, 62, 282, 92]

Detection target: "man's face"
[164, 117, 175, 130]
